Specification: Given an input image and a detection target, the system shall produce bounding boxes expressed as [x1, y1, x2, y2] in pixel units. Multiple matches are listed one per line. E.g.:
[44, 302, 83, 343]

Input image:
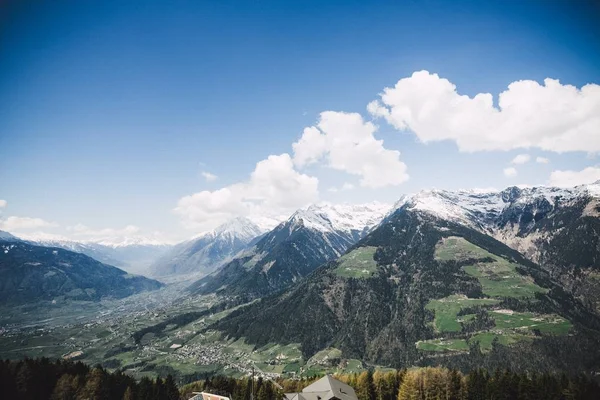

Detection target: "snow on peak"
[213, 217, 264, 240]
[289, 201, 392, 234]
[0, 230, 19, 241]
[391, 182, 598, 229]
[192, 216, 273, 242]
[13, 231, 172, 248]
[578, 180, 600, 197]
[392, 189, 503, 228]
[93, 236, 171, 247]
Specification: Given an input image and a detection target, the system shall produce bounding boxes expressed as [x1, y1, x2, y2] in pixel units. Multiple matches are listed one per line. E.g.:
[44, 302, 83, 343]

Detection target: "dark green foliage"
[0, 241, 162, 303]
[211, 209, 600, 370]
[2, 359, 598, 400]
[0, 358, 183, 400]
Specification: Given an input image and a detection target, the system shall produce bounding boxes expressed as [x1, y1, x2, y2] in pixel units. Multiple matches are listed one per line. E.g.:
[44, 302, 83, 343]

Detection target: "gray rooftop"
[284, 375, 358, 400]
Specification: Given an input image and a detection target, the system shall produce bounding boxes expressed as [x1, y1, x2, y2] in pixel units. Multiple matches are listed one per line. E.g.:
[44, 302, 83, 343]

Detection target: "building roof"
[189, 392, 230, 400]
[284, 375, 358, 400]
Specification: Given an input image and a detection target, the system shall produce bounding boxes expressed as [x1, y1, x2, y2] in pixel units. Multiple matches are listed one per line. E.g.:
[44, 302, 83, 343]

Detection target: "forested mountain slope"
[0, 240, 162, 303]
[212, 205, 600, 372]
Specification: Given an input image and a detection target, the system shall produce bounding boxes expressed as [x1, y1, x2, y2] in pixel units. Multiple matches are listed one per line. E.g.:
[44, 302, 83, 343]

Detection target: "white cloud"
[536, 157, 550, 164]
[201, 171, 218, 182]
[0, 200, 7, 208]
[175, 153, 319, 231]
[292, 111, 409, 188]
[511, 154, 531, 165]
[368, 70, 600, 153]
[504, 167, 518, 177]
[0, 216, 58, 231]
[549, 166, 600, 187]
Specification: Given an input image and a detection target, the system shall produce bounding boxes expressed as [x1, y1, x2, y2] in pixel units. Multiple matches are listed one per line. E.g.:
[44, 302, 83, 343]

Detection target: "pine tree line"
[2, 358, 599, 400]
[183, 368, 599, 400]
[0, 358, 178, 400]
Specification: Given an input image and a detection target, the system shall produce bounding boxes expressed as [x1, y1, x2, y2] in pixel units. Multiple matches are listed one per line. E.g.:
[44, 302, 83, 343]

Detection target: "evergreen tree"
[15, 361, 34, 400]
[137, 377, 154, 400]
[255, 383, 269, 400]
[76, 368, 109, 400]
[446, 369, 465, 400]
[51, 374, 79, 400]
[466, 369, 487, 400]
[122, 386, 134, 400]
[164, 375, 180, 400]
[154, 377, 166, 400]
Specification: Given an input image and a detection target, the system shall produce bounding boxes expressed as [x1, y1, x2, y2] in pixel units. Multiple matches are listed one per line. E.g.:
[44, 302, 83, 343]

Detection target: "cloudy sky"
[0, 0, 599, 242]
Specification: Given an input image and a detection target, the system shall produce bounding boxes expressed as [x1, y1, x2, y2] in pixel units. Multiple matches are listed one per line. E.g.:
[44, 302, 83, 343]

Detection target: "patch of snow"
[288, 201, 392, 234]
[192, 216, 268, 243]
[390, 181, 598, 232]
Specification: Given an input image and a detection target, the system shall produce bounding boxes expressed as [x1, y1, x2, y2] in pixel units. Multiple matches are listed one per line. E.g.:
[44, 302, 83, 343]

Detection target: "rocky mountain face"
[390, 182, 600, 313]
[212, 202, 600, 372]
[188, 202, 390, 299]
[0, 240, 163, 304]
[149, 217, 268, 278]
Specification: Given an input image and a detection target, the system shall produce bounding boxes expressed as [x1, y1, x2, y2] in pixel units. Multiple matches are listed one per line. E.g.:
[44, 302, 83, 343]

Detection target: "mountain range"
[207, 182, 600, 371]
[1, 181, 599, 373]
[390, 183, 600, 312]
[0, 239, 162, 304]
[149, 217, 269, 278]
[187, 202, 390, 300]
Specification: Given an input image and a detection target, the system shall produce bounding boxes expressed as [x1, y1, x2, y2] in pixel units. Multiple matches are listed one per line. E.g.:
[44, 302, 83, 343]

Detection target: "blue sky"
[0, 0, 599, 242]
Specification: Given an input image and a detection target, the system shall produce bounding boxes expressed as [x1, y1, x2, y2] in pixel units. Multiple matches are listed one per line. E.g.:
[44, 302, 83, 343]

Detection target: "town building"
[284, 375, 358, 400]
[189, 392, 231, 400]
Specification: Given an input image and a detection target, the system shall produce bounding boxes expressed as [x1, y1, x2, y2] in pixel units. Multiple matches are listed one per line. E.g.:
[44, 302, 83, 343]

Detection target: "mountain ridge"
[211, 204, 600, 372]
[188, 202, 391, 299]
[0, 240, 163, 304]
[149, 217, 269, 278]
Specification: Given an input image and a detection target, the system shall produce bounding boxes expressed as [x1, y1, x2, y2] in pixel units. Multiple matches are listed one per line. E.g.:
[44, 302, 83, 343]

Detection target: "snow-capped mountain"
[389, 181, 600, 313]
[390, 181, 599, 231]
[12, 233, 172, 276]
[0, 230, 19, 241]
[188, 202, 391, 299]
[288, 202, 391, 235]
[212, 185, 600, 374]
[149, 217, 269, 278]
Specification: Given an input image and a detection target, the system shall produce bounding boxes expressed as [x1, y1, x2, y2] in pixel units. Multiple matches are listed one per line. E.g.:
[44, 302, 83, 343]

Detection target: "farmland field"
[426, 295, 499, 332]
[333, 246, 379, 278]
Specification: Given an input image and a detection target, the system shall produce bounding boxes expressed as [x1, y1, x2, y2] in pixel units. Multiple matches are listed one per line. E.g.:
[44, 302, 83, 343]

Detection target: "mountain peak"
[390, 182, 598, 231]
[193, 216, 268, 243]
[289, 201, 391, 234]
[0, 230, 19, 242]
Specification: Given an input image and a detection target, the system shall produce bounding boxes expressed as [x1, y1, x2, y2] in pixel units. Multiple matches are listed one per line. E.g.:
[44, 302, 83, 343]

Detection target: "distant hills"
[0, 240, 162, 303]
